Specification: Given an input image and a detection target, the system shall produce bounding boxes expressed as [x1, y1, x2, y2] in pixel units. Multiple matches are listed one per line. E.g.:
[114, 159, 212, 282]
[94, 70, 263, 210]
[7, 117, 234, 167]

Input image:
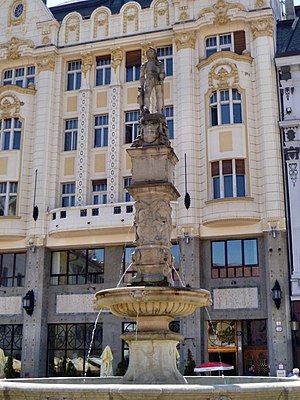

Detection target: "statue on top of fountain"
[132, 47, 170, 147]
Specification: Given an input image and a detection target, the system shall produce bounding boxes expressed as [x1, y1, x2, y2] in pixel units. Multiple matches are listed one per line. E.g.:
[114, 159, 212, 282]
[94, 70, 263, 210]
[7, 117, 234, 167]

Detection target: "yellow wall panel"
[127, 87, 138, 104]
[64, 157, 75, 176]
[164, 82, 170, 100]
[95, 154, 106, 173]
[219, 131, 233, 152]
[96, 92, 108, 108]
[0, 157, 8, 175]
[66, 96, 78, 112]
[125, 152, 132, 170]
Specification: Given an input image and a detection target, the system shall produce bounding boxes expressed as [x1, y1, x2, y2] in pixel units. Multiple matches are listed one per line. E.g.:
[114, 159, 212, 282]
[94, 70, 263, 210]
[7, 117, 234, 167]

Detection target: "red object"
[194, 361, 234, 372]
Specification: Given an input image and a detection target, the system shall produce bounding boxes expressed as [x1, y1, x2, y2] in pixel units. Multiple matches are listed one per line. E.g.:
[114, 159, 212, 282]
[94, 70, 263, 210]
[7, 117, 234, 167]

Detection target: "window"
[157, 46, 173, 76]
[122, 246, 136, 283]
[0, 325, 22, 377]
[211, 238, 258, 278]
[171, 244, 181, 286]
[94, 115, 108, 147]
[0, 182, 17, 216]
[163, 106, 174, 139]
[205, 31, 246, 57]
[125, 111, 139, 143]
[122, 322, 136, 364]
[92, 180, 107, 205]
[0, 118, 22, 150]
[124, 177, 133, 202]
[67, 60, 81, 91]
[210, 89, 242, 126]
[95, 56, 111, 86]
[64, 119, 78, 151]
[126, 50, 141, 82]
[3, 66, 35, 88]
[211, 159, 245, 199]
[50, 248, 105, 285]
[47, 323, 103, 377]
[0, 253, 26, 287]
[61, 182, 75, 207]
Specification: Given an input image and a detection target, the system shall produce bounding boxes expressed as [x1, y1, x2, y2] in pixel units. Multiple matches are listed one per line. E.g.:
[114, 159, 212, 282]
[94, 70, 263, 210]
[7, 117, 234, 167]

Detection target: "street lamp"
[22, 290, 35, 316]
[271, 280, 282, 309]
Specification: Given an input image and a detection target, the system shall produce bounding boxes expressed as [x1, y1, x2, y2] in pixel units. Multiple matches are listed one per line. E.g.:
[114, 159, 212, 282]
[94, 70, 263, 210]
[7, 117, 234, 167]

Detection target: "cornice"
[0, 85, 36, 96]
[197, 51, 253, 70]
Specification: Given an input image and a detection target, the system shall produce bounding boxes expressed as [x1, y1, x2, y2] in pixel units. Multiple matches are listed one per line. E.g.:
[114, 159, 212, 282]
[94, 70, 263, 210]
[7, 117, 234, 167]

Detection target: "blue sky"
[47, 0, 300, 7]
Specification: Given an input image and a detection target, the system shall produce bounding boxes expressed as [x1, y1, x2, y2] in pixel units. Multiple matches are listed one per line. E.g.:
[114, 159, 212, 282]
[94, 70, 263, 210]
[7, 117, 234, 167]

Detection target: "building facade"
[276, 4, 300, 370]
[0, 0, 292, 378]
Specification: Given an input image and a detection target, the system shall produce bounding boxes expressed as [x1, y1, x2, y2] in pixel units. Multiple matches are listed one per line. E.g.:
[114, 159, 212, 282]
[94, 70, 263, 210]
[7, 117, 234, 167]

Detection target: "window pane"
[212, 242, 225, 267]
[236, 175, 245, 197]
[233, 103, 242, 123]
[224, 175, 233, 197]
[244, 239, 258, 265]
[8, 195, 17, 216]
[13, 131, 21, 149]
[1, 254, 14, 287]
[15, 254, 25, 286]
[227, 240, 242, 266]
[221, 104, 230, 124]
[51, 252, 68, 275]
[87, 249, 104, 275]
[69, 250, 86, 275]
[213, 177, 220, 199]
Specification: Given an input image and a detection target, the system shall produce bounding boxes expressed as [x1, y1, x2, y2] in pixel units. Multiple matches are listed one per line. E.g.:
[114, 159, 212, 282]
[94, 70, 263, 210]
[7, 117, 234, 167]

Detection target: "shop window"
[50, 248, 104, 285]
[0, 325, 22, 377]
[47, 323, 103, 377]
[0, 253, 26, 287]
[211, 238, 258, 278]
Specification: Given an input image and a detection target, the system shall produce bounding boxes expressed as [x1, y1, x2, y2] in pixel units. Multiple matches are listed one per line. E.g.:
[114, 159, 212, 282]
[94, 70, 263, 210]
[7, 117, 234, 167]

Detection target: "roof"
[49, 0, 152, 21]
[276, 5, 300, 56]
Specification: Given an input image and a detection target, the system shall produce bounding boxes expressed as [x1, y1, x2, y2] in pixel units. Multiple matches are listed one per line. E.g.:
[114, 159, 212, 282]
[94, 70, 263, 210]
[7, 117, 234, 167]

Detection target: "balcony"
[48, 203, 135, 237]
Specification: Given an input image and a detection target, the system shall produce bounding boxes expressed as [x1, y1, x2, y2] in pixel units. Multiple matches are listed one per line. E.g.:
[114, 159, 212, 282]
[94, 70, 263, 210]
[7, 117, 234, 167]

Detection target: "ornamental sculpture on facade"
[199, 0, 245, 25]
[0, 37, 34, 60]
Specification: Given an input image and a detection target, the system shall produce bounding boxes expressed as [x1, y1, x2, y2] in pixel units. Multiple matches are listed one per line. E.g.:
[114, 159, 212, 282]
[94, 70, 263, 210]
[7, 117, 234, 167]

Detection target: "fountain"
[1, 47, 300, 400]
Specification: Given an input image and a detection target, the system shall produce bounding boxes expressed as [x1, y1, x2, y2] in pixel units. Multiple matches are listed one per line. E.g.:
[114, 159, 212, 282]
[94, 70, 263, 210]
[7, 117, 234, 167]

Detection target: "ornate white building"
[0, 0, 292, 378]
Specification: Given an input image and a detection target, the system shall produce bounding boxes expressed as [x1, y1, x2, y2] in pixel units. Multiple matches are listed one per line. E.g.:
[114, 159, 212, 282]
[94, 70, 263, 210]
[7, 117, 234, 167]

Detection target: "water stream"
[83, 309, 102, 381]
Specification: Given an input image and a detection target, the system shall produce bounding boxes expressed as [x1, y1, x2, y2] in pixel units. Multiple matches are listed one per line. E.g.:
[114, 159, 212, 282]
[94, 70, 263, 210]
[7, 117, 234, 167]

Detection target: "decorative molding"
[9, 1, 26, 27]
[154, 0, 170, 28]
[208, 61, 239, 90]
[289, 163, 299, 186]
[123, 5, 139, 33]
[141, 43, 152, 63]
[199, 0, 245, 25]
[174, 31, 196, 50]
[81, 52, 93, 77]
[197, 50, 253, 70]
[285, 146, 300, 161]
[36, 53, 56, 72]
[255, 0, 266, 8]
[0, 94, 23, 119]
[262, 218, 286, 231]
[111, 47, 123, 72]
[65, 14, 80, 43]
[0, 37, 34, 60]
[0, 85, 35, 95]
[93, 9, 109, 38]
[250, 17, 274, 39]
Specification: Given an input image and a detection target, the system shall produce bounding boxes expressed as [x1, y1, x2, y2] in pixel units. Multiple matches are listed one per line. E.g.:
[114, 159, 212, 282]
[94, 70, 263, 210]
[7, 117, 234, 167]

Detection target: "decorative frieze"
[36, 53, 56, 72]
[65, 14, 80, 43]
[0, 37, 34, 60]
[199, 0, 245, 25]
[154, 0, 170, 27]
[123, 4, 139, 33]
[0, 93, 23, 118]
[174, 31, 196, 50]
[250, 17, 274, 39]
[111, 47, 123, 72]
[288, 163, 298, 186]
[208, 61, 239, 91]
[93, 9, 109, 38]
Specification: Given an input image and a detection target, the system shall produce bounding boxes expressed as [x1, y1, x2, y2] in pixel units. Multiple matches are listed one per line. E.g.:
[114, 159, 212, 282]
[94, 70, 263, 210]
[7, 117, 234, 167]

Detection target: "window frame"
[157, 46, 173, 77]
[2, 66, 35, 88]
[66, 60, 82, 91]
[95, 56, 111, 86]
[211, 238, 259, 278]
[206, 33, 233, 57]
[92, 180, 107, 205]
[94, 115, 109, 147]
[125, 50, 141, 82]
[125, 110, 140, 144]
[210, 89, 242, 126]
[0, 252, 26, 287]
[211, 159, 246, 199]
[61, 182, 75, 208]
[0, 182, 18, 216]
[124, 177, 133, 202]
[50, 248, 105, 286]
[163, 106, 174, 139]
[64, 119, 78, 151]
[0, 118, 22, 151]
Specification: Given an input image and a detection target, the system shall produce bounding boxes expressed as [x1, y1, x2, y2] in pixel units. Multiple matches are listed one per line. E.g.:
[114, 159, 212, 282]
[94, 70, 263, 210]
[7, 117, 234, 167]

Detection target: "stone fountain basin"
[95, 286, 212, 331]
